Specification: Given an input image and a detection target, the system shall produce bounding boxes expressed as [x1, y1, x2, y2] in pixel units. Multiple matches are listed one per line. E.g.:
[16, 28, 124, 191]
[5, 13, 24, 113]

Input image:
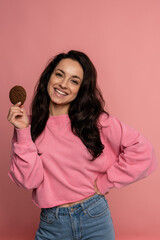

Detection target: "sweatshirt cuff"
[96, 172, 114, 194]
[15, 125, 32, 143]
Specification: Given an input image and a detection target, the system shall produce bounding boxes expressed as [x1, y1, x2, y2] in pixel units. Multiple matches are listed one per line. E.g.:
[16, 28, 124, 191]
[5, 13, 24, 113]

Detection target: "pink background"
[1, 0, 160, 239]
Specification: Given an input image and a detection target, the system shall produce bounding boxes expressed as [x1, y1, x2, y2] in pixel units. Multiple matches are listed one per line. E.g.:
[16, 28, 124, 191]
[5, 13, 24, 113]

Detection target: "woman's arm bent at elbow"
[96, 115, 157, 194]
[8, 126, 44, 190]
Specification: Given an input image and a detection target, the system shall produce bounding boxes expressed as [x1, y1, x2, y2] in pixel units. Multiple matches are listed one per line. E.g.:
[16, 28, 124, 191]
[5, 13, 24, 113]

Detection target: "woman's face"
[47, 58, 83, 114]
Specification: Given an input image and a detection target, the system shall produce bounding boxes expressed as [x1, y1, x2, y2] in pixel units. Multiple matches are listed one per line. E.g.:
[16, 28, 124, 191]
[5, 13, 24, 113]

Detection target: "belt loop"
[80, 202, 87, 215]
[55, 207, 59, 219]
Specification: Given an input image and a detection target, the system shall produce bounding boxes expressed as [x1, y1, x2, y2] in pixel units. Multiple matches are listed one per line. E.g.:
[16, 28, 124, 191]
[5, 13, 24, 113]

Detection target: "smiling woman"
[47, 58, 83, 116]
[30, 50, 106, 160]
[7, 50, 157, 240]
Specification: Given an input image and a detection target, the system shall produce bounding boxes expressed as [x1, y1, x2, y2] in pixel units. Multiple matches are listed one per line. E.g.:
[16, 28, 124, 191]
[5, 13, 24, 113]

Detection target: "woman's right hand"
[7, 102, 29, 129]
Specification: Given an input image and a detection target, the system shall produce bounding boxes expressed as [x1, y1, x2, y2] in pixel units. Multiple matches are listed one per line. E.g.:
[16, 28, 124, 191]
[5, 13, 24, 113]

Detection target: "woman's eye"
[71, 79, 79, 85]
[56, 73, 63, 77]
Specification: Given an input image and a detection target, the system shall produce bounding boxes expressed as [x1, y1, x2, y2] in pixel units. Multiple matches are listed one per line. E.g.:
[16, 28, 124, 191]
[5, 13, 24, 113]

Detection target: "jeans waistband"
[42, 193, 106, 219]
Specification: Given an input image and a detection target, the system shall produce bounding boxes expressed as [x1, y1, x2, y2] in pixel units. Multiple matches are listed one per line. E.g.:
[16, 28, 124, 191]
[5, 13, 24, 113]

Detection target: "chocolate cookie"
[9, 85, 26, 105]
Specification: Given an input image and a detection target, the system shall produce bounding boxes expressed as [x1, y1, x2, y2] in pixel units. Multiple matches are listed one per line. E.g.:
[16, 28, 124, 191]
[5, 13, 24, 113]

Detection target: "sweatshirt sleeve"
[8, 125, 44, 190]
[96, 115, 157, 194]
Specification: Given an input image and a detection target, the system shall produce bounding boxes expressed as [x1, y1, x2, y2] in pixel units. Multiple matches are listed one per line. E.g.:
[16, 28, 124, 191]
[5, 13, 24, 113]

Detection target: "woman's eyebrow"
[56, 69, 82, 81]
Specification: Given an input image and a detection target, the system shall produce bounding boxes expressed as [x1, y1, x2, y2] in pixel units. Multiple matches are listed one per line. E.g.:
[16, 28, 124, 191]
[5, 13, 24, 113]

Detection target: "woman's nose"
[59, 78, 68, 89]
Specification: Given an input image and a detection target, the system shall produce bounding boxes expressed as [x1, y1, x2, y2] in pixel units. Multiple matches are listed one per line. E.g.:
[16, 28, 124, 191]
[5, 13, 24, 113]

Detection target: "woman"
[7, 50, 157, 240]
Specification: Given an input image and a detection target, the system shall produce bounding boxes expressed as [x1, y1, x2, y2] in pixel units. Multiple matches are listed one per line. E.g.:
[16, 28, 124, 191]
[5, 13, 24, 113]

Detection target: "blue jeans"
[35, 193, 115, 240]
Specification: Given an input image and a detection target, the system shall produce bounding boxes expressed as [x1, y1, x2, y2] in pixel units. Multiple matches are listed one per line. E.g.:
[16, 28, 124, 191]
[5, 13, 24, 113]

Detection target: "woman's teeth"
[55, 89, 67, 96]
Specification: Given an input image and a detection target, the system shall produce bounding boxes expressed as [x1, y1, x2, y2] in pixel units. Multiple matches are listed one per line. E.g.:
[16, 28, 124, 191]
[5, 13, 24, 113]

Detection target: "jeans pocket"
[86, 196, 109, 218]
[40, 209, 56, 224]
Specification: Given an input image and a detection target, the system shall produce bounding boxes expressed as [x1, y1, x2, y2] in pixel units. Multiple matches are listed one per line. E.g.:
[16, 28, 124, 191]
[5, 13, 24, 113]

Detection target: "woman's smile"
[54, 88, 68, 97]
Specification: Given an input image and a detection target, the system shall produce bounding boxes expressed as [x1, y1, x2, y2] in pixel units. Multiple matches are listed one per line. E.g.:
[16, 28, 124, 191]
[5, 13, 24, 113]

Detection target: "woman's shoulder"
[99, 112, 143, 144]
[98, 112, 118, 127]
[98, 112, 126, 137]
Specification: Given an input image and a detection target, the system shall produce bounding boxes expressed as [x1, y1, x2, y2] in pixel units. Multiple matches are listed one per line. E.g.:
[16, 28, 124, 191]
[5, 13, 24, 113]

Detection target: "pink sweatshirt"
[8, 113, 157, 208]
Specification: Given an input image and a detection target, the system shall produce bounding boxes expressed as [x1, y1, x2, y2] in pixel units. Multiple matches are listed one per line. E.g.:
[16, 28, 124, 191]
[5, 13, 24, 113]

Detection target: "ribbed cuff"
[15, 125, 32, 143]
[96, 172, 114, 194]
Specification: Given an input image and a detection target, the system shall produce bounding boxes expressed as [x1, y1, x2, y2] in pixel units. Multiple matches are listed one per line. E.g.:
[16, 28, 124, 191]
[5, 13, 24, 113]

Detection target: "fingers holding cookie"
[7, 102, 22, 119]
[7, 102, 29, 129]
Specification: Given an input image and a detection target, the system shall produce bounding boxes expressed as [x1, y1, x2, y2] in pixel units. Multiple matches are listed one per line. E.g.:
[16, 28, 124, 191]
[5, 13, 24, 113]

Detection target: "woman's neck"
[49, 102, 69, 116]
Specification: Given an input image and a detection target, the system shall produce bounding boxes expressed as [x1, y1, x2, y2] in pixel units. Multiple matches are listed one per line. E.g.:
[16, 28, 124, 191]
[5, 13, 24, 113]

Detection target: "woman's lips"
[54, 88, 68, 97]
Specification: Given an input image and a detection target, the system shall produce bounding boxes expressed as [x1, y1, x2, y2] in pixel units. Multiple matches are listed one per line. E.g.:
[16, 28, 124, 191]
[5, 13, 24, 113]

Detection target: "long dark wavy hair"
[30, 50, 109, 161]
